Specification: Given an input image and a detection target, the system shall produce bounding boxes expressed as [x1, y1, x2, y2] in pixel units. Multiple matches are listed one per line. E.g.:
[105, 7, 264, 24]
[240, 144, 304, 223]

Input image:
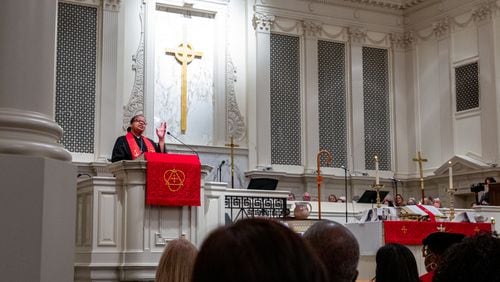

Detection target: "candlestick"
[448, 161, 453, 189]
[375, 155, 379, 185]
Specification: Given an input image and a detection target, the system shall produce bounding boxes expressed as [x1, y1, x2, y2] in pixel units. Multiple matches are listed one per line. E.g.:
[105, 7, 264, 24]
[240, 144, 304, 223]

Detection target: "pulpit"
[488, 183, 500, 205]
[74, 156, 211, 281]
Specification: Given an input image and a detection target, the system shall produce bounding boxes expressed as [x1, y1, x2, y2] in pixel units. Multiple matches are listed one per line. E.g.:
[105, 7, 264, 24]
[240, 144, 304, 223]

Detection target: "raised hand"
[156, 122, 167, 140]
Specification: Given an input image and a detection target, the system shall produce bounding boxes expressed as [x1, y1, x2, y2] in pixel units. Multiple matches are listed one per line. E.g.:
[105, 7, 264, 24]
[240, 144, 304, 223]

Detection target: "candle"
[375, 155, 379, 185]
[448, 161, 453, 189]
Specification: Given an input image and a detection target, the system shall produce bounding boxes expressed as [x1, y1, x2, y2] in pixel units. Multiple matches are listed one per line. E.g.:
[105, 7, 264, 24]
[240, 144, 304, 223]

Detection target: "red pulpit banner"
[383, 221, 492, 245]
[144, 152, 201, 206]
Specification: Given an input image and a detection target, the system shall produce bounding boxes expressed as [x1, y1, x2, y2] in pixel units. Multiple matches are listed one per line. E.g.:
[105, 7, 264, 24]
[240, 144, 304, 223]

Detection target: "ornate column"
[0, 0, 76, 282]
[349, 27, 367, 171]
[473, 3, 500, 163]
[303, 20, 322, 170]
[253, 13, 275, 168]
[433, 17, 454, 161]
[96, 0, 122, 162]
[390, 31, 415, 176]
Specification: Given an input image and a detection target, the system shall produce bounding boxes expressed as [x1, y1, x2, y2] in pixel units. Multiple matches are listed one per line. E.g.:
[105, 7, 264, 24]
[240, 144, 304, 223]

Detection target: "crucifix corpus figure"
[166, 43, 203, 134]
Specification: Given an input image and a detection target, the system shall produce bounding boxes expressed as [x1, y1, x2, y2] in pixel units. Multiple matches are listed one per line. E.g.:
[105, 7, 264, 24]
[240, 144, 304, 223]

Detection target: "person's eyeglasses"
[422, 245, 430, 257]
[133, 119, 147, 125]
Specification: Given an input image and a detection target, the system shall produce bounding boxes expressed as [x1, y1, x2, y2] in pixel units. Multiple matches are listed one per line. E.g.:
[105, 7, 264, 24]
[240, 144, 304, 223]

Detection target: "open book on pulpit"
[399, 205, 446, 221]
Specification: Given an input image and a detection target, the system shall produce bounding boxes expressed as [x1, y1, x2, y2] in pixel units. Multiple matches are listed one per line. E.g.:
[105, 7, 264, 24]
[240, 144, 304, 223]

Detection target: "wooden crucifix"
[413, 151, 428, 202]
[166, 43, 203, 133]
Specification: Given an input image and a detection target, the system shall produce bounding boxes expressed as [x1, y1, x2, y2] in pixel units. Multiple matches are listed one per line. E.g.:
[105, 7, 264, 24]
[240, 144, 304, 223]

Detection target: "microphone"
[166, 131, 199, 158]
[218, 160, 226, 169]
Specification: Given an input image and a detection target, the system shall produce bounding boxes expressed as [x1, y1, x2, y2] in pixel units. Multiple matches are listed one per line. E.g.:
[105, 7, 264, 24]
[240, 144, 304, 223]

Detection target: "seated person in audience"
[338, 196, 346, 203]
[287, 192, 296, 201]
[382, 195, 394, 207]
[328, 194, 338, 202]
[302, 192, 311, 201]
[155, 238, 197, 282]
[433, 197, 442, 208]
[433, 233, 500, 282]
[111, 114, 166, 162]
[422, 196, 433, 205]
[374, 243, 419, 282]
[192, 218, 328, 282]
[394, 193, 406, 207]
[303, 220, 360, 282]
[407, 197, 417, 205]
[480, 176, 496, 205]
[419, 232, 464, 282]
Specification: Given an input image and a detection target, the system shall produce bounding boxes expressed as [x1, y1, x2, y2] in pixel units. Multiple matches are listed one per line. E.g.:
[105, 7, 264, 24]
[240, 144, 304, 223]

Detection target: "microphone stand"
[166, 131, 199, 158]
[342, 166, 348, 223]
[218, 160, 225, 182]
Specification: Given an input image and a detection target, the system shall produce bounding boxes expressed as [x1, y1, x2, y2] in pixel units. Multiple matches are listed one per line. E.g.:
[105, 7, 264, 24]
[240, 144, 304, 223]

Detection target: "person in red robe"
[111, 114, 166, 162]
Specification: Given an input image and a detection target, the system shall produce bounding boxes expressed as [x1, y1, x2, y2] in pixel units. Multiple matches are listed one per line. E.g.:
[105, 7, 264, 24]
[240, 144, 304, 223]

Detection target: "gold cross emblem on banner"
[166, 43, 203, 133]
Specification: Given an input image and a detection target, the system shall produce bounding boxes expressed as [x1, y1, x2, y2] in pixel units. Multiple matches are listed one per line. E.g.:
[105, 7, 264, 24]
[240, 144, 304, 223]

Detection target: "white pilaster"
[303, 21, 320, 170]
[437, 30, 453, 161]
[96, 5, 121, 162]
[253, 13, 274, 168]
[0, 1, 76, 282]
[476, 11, 500, 163]
[350, 27, 366, 171]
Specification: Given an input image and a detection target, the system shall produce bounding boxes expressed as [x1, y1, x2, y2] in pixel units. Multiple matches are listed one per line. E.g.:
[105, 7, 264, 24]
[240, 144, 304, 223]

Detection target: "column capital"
[432, 17, 450, 39]
[302, 20, 322, 37]
[348, 27, 366, 44]
[253, 13, 275, 33]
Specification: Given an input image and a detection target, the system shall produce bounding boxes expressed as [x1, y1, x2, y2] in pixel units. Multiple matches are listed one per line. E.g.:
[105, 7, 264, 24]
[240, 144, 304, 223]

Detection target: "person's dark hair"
[485, 177, 497, 184]
[192, 218, 328, 282]
[375, 243, 419, 282]
[434, 233, 500, 282]
[130, 114, 144, 125]
[422, 232, 464, 255]
[303, 220, 359, 282]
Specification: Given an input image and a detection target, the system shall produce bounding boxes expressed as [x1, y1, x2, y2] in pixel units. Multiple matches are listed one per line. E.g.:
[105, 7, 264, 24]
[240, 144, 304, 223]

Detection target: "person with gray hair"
[303, 220, 360, 282]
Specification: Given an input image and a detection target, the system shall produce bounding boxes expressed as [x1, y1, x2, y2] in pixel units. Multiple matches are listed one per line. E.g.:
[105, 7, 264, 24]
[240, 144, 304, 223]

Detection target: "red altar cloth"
[144, 152, 201, 206]
[383, 221, 492, 245]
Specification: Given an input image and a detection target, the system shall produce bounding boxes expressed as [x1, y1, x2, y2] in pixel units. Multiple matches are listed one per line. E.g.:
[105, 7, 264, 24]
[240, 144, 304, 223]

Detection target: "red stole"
[125, 132, 156, 159]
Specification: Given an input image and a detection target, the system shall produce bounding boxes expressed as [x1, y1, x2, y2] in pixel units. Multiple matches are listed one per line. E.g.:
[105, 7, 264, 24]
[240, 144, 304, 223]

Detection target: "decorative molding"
[348, 27, 366, 44]
[302, 0, 428, 11]
[225, 53, 247, 144]
[322, 26, 346, 40]
[432, 17, 450, 38]
[390, 31, 414, 49]
[472, 3, 493, 23]
[103, 0, 121, 12]
[123, 2, 145, 130]
[302, 20, 322, 37]
[61, 0, 100, 7]
[253, 13, 275, 32]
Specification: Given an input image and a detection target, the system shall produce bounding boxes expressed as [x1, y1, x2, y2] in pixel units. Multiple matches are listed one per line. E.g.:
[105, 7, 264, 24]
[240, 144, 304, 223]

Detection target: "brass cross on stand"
[166, 43, 203, 133]
[225, 136, 239, 188]
[413, 151, 428, 202]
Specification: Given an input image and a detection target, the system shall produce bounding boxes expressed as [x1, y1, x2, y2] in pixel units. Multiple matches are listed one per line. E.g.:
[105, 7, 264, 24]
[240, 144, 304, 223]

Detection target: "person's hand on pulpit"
[156, 122, 167, 152]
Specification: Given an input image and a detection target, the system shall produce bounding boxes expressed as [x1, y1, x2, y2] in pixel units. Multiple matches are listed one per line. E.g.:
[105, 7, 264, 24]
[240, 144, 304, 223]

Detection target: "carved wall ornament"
[302, 20, 322, 37]
[123, 2, 145, 130]
[348, 27, 367, 44]
[390, 31, 414, 49]
[432, 17, 450, 38]
[103, 0, 121, 11]
[253, 13, 275, 32]
[225, 52, 246, 143]
[472, 3, 493, 22]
